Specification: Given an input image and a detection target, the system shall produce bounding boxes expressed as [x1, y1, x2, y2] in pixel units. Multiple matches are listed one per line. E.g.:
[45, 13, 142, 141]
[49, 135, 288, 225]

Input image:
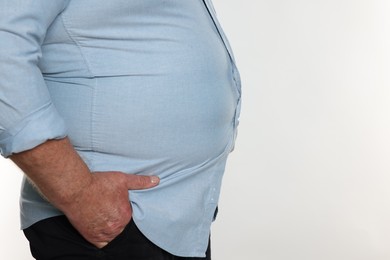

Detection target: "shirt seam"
[90, 78, 98, 153]
[202, 0, 235, 64]
[59, 12, 95, 78]
[59, 11, 97, 153]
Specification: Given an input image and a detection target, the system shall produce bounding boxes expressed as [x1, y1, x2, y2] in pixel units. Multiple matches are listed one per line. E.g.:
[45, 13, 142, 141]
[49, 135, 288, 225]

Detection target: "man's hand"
[10, 138, 159, 248]
[64, 171, 158, 248]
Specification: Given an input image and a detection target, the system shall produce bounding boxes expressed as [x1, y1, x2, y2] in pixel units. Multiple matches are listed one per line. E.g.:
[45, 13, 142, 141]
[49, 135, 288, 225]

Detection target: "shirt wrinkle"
[0, 0, 241, 257]
[59, 12, 95, 78]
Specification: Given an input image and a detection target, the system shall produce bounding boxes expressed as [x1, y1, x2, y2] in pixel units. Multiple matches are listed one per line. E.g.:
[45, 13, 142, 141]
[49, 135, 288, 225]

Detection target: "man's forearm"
[10, 137, 159, 247]
[10, 137, 93, 211]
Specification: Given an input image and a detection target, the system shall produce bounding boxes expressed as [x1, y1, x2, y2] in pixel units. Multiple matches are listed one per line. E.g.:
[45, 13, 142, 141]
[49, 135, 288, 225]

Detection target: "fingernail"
[151, 176, 159, 184]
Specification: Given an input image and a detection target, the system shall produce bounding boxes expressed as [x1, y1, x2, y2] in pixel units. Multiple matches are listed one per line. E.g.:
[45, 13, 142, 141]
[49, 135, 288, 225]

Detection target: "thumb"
[124, 174, 160, 190]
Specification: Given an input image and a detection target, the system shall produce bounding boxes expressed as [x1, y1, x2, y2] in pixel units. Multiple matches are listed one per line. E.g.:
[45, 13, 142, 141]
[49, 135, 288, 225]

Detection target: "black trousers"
[23, 216, 211, 260]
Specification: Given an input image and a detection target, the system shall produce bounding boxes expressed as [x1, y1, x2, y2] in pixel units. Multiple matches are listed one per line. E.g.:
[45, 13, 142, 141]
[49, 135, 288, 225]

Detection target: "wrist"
[10, 137, 93, 210]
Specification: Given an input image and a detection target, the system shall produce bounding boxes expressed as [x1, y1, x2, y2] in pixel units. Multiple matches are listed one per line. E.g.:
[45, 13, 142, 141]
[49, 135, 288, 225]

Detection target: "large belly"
[48, 70, 237, 168]
[44, 0, 238, 170]
[94, 74, 236, 162]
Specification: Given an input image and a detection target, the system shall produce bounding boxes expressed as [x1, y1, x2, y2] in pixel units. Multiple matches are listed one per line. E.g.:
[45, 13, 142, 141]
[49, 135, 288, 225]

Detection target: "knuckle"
[137, 176, 149, 187]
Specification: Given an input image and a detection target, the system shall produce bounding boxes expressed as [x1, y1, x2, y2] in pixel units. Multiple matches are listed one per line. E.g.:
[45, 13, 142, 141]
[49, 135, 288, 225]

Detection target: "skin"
[10, 137, 159, 248]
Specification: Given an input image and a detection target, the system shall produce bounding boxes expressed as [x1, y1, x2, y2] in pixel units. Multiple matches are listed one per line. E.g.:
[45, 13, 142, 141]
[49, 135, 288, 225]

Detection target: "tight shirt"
[0, 0, 241, 257]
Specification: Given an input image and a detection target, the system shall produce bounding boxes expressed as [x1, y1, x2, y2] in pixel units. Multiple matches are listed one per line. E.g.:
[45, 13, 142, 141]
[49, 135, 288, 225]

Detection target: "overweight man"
[0, 1, 241, 259]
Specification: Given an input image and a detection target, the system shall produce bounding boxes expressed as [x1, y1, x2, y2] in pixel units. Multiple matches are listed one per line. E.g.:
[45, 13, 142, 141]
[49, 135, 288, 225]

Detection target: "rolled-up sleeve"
[0, 1, 69, 157]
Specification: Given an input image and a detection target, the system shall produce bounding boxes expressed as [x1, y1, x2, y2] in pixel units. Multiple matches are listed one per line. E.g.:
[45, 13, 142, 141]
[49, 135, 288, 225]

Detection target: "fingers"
[91, 225, 128, 249]
[94, 241, 109, 249]
[124, 174, 160, 190]
[92, 171, 160, 190]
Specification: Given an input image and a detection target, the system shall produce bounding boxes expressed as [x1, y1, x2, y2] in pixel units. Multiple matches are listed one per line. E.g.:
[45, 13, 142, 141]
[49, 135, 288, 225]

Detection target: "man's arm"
[11, 137, 159, 248]
[0, 3, 159, 248]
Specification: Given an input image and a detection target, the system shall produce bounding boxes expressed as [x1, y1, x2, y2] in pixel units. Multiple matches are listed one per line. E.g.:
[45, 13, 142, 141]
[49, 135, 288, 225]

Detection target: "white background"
[1, 0, 390, 259]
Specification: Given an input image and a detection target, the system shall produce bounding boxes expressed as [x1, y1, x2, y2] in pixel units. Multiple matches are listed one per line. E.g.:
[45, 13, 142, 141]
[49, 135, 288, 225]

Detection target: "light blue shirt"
[0, 0, 241, 257]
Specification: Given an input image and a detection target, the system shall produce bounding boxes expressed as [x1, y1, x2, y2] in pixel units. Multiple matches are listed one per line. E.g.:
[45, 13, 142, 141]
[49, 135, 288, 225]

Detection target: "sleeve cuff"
[0, 103, 67, 157]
